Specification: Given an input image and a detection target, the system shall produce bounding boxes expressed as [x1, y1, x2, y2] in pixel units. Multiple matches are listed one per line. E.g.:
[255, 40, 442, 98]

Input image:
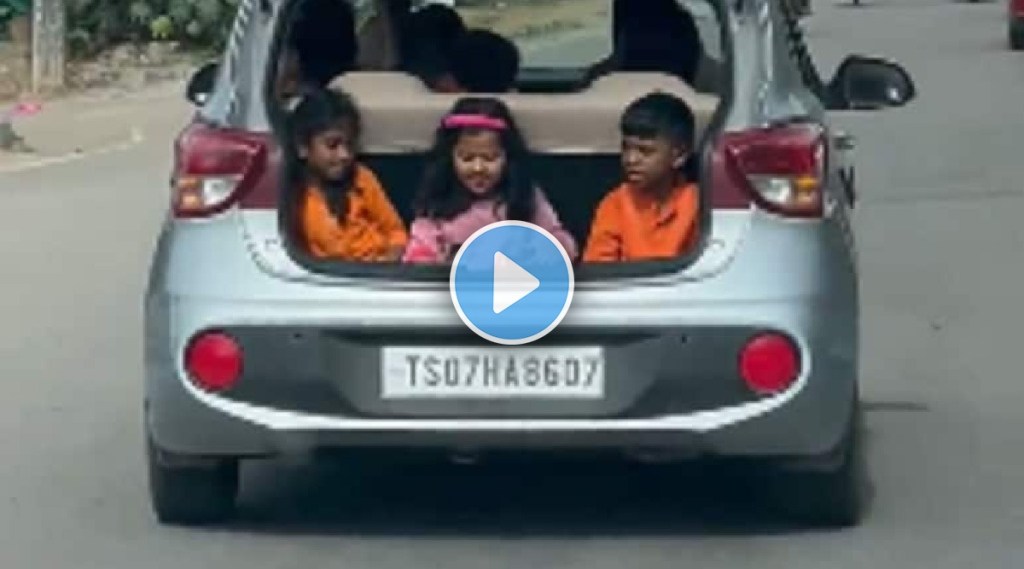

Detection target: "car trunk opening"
[237, 0, 743, 284]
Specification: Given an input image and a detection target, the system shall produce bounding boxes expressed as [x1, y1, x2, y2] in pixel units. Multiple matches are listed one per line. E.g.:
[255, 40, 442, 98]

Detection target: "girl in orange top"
[290, 88, 408, 262]
[583, 92, 700, 263]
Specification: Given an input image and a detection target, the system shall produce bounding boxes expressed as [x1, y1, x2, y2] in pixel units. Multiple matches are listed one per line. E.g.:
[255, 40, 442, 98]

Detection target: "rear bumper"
[145, 292, 857, 462]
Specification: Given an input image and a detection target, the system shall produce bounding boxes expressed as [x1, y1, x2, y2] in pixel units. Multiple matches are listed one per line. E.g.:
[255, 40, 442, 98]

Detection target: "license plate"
[380, 346, 605, 399]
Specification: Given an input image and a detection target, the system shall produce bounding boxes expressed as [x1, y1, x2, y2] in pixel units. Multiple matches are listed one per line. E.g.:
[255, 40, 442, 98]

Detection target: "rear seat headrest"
[327, 71, 720, 153]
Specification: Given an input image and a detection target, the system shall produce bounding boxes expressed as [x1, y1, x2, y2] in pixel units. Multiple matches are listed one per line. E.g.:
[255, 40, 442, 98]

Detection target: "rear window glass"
[446, 0, 723, 70]
[452, 0, 616, 69]
[277, 0, 726, 101]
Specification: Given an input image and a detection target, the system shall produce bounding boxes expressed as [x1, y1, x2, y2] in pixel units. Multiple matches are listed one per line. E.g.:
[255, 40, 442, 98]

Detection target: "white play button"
[451, 221, 575, 345]
[492, 251, 540, 314]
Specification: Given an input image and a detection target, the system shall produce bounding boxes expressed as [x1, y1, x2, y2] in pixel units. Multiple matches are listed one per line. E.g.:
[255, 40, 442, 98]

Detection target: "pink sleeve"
[532, 188, 579, 260]
[402, 218, 446, 264]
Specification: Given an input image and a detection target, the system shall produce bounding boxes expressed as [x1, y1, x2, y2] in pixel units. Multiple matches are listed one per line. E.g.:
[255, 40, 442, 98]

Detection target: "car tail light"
[171, 122, 269, 218]
[738, 332, 800, 394]
[184, 331, 243, 392]
[712, 123, 826, 217]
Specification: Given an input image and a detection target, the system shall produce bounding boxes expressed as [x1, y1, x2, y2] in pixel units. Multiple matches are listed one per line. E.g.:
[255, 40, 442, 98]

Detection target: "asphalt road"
[3, 0, 1023, 566]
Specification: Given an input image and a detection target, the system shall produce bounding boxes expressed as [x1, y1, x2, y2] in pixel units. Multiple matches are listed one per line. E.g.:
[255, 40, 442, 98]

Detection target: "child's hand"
[385, 245, 406, 262]
[403, 242, 442, 264]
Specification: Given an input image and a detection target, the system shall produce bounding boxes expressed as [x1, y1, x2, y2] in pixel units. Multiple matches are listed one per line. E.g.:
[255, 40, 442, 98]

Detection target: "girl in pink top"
[402, 97, 579, 264]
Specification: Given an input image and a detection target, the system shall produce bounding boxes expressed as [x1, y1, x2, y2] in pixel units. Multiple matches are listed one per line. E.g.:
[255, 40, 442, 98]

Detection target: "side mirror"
[827, 55, 916, 110]
[186, 62, 220, 107]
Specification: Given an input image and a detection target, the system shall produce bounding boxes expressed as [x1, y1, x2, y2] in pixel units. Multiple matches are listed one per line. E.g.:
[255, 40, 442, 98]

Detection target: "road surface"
[2, 0, 1023, 566]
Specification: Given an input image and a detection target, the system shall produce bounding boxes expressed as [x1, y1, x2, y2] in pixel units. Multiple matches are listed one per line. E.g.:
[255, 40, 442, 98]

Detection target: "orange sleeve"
[300, 169, 409, 262]
[582, 189, 624, 263]
[299, 188, 352, 259]
[676, 185, 701, 254]
[358, 168, 408, 251]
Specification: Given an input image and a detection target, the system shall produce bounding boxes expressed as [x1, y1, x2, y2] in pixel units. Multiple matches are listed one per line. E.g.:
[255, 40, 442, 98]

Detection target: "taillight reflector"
[184, 332, 243, 392]
[738, 333, 800, 395]
[172, 122, 269, 218]
[713, 123, 826, 217]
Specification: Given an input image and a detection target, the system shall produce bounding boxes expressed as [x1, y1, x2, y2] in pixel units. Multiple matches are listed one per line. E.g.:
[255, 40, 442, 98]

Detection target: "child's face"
[621, 134, 687, 192]
[299, 124, 356, 182]
[452, 130, 506, 196]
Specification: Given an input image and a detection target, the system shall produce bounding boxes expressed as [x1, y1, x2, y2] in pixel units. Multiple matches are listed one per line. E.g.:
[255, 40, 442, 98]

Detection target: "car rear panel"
[194, 325, 767, 419]
[145, 198, 857, 455]
[146, 282, 856, 458]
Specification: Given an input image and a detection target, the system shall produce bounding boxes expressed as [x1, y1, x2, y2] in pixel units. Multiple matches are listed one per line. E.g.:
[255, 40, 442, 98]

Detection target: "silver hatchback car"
[144, 0, 915, 527]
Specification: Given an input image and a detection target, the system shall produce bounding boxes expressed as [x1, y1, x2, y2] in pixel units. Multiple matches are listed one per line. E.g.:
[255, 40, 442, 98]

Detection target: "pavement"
[2, 0, 1024, 567]
[0, 82, 190, 174]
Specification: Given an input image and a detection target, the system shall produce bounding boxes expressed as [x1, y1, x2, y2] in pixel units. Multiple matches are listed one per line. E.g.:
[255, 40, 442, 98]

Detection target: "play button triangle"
[493, 252, 540, 314]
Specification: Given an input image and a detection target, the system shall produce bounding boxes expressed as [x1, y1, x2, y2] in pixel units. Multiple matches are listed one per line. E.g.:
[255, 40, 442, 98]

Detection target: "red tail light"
[711, 123, 826, 217]
[184, 331, 243, 392]
[738, 332, 800, 395]
[171, 122, 270, 218]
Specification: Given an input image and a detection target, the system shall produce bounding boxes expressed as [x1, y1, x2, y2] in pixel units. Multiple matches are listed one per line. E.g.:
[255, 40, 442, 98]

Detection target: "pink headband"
[442, 114, 507, 131]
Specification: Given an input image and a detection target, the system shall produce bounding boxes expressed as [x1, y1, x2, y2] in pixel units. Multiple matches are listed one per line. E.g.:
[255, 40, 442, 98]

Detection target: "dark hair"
[612, 0, 703, 84]
[400, 5, 467, 85]
[620, 92, 698, 178]
[621, 92, 695, 146]
[415, 97, 536, 222]
[291, 0, 358, 86]
[286, 88, 363, 221]
[404, 5, 466, 53]
[613, 0, 685, 41]
[449, 30, 521, 93]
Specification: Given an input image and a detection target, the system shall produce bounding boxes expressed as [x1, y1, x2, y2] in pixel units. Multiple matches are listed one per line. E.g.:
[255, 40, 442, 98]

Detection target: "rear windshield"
[273, 0, 727, 99]
[442, 0, 723, 70]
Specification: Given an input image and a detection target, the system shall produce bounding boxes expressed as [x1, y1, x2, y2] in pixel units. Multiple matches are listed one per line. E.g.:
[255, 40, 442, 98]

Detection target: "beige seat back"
[328, 72, 719, 154]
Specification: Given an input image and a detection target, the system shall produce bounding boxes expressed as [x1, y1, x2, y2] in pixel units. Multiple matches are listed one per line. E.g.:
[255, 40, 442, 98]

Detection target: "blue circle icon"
[450, 221, 575, 346]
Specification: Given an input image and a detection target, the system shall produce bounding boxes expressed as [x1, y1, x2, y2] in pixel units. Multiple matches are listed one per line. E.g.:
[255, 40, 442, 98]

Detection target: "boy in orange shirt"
[582, 92, 700, 263]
